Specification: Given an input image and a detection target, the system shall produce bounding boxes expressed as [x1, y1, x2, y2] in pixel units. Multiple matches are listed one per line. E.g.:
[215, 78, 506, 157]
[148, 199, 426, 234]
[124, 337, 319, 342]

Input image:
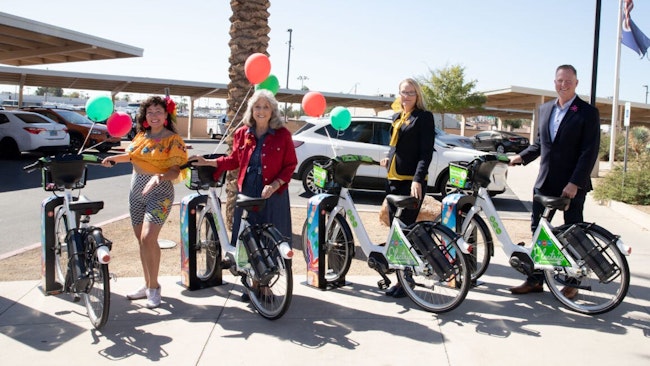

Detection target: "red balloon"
[302, 91, 327, 117]
[244, 53, 271, 84]
[106, 112, 132, 138]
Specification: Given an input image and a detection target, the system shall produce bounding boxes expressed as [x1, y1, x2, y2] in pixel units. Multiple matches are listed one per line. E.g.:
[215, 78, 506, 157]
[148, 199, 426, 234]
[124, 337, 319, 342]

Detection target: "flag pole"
[609, 0, 624, 164]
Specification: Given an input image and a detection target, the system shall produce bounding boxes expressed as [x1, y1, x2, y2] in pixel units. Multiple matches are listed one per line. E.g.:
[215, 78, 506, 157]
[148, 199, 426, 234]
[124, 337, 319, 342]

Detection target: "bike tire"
[247, 227, 293, 320]
[301, 212, 354, 286]
[81, 234, 110, 329]
[398, 222, 471, 313]
[433, 212, 493, 282]
[545, 223, 630, 315]
[196, 205, 222, 282]
[54, 207, 69, 285]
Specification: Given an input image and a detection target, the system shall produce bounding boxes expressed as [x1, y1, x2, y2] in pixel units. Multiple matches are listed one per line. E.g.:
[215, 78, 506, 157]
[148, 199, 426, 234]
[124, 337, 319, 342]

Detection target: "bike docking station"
[180, 193, 222, 290]
[41, 195, 65, 294]
[303, 193, 343, 289]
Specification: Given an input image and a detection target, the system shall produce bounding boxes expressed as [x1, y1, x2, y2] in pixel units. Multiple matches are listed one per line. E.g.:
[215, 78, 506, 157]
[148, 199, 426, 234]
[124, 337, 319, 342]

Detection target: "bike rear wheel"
[301, 212, 354, 286]
[545, 223, 630, 315]
[196, 205, 222, 282]
[81, 235, 110, 329]
[247, 228, 293, 320]
[398, 222, 471, 313]
[433, 211, 492, 282]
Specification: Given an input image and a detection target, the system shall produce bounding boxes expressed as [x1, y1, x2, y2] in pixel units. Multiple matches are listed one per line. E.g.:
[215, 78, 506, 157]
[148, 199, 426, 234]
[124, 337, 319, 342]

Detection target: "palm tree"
[225, 0, 271, 225]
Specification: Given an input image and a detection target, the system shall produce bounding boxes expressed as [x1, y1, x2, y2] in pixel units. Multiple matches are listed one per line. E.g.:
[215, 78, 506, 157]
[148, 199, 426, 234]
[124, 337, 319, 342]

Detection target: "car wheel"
[301, 159, 328, 197]
[496, 144, 505, 154]
[0, 138, 20, 159]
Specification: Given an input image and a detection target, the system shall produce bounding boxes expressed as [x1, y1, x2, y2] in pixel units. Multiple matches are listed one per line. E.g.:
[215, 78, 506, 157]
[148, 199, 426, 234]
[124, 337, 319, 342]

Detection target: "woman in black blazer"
[380, 78, 435, 297]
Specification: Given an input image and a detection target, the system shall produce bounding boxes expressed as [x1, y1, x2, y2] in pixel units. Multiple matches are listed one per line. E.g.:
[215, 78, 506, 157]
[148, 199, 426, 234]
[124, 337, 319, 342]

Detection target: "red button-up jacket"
[214, 126, 297, 194]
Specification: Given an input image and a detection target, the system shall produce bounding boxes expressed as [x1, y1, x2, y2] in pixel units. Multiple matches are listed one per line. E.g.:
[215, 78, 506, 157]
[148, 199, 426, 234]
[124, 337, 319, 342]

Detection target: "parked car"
[292, 116, 508, 197]
[435, 126, 475, 149]
[21, 107, 120, 152]
[472, 130, 530, 154]
[0, 109, 69, 158]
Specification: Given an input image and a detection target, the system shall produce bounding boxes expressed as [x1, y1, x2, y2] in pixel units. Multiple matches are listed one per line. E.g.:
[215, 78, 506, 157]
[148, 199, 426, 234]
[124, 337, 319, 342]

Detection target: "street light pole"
[644, 84, 648, 104]
[285, 29, 293, 121]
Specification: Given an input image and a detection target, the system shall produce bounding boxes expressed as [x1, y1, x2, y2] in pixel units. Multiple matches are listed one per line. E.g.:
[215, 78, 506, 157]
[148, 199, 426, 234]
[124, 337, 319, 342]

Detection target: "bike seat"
[236, 194, 267, 211]
[386, 195, 419, 209]
[533, 194, 570, 211]
[69, 195, 104, 215]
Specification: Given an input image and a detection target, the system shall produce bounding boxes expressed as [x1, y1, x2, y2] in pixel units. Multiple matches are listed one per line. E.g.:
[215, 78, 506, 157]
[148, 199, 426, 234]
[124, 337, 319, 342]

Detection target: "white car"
[0, 109, 69, 158]
[291, 116, 508, 197]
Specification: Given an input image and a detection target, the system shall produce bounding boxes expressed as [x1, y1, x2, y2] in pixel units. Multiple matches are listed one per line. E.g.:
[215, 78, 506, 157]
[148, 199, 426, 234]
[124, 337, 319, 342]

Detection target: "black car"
[472, 130, 529, 154]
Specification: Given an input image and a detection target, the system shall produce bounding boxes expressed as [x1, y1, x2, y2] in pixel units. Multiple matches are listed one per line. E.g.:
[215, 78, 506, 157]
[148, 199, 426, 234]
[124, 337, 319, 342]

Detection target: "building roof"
[0, 12, 142, 66]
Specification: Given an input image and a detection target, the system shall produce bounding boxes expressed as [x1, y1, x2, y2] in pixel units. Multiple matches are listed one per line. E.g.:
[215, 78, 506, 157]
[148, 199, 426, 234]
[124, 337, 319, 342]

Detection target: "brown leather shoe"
[561, 286, 579, 299]
[509, 281, 543, 294]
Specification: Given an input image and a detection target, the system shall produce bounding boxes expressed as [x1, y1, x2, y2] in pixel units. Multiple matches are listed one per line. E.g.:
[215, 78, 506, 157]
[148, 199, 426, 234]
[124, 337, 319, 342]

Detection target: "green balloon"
[330, 106, 351, 131]
[255, 74, 280, 95]
[85, 95, 114, 122]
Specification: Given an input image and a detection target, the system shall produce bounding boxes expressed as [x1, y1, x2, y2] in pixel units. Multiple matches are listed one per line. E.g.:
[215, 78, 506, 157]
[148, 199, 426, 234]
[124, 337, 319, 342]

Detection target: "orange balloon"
[244, 53, 271, 84]
[302, 91, 327, 117]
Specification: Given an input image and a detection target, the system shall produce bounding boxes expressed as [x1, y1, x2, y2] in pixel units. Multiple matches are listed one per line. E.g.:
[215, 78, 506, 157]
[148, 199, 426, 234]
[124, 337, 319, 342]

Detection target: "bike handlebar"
[181, 153, 222, 170]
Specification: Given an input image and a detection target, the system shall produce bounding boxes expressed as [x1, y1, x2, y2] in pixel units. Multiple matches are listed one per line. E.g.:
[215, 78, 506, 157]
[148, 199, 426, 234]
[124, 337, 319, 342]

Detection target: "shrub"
[593, 152, 650, 205]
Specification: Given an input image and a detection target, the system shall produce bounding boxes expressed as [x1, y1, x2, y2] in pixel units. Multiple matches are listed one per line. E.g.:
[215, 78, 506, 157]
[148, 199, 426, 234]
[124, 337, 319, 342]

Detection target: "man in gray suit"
[508, 64, 600, 297]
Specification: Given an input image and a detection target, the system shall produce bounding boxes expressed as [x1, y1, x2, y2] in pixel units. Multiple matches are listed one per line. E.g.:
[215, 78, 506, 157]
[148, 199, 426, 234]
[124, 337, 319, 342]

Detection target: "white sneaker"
[126, 285, 147, 300]
[145, 287, 161, 309]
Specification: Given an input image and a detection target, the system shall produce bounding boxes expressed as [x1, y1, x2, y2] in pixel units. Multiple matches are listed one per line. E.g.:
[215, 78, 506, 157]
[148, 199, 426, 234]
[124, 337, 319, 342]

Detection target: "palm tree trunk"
[226, 0, 270, 227]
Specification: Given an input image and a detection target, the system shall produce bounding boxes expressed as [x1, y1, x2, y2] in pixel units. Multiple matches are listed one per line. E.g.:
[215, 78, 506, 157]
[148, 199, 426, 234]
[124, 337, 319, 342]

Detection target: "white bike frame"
[458, 186, 631, 275]
[326, 186, 470, 270]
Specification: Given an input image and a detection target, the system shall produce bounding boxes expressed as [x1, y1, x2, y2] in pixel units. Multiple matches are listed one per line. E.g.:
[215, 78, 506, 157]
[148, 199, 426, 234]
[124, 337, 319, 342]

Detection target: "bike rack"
[180, 193, 222, 290]
[304, 194, 342, 290]
[41, 196, 64, 295]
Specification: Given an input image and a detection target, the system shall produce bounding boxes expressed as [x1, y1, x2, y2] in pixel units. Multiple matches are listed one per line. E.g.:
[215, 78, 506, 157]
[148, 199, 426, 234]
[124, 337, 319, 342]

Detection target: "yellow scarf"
[389, 111, 410, 147]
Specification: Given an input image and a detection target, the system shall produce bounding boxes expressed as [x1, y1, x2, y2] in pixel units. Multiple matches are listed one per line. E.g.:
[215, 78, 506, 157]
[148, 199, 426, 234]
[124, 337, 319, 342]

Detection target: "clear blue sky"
[2, 0, 650, 105]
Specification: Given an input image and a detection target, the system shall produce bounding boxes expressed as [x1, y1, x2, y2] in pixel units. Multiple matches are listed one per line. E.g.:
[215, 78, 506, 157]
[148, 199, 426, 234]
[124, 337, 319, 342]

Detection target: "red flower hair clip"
[164, 96, 177, 123]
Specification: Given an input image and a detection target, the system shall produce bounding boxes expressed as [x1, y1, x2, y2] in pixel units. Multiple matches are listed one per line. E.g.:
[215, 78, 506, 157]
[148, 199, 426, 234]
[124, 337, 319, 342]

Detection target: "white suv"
[0, 110, 69, 158]
[292, 116, 507, 197]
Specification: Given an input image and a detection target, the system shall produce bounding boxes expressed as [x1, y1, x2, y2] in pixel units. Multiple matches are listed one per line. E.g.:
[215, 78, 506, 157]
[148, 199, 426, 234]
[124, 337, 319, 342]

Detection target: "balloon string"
[212, 85, 254, 154]
[76, 121, 97, 154]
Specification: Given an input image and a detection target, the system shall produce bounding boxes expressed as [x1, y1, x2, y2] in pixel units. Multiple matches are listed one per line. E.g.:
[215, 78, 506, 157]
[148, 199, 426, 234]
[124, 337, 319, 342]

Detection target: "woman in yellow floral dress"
[102, 96, 187, 309]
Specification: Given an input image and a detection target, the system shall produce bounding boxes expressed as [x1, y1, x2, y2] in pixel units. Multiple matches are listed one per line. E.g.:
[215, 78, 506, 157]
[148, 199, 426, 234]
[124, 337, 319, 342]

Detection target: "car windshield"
[15, 113, 53, 124]
[56, 110, 94, 125]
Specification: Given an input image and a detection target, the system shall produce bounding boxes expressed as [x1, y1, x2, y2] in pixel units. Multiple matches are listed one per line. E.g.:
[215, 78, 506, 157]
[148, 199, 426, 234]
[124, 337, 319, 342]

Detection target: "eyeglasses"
[146, 110, 165, 116]
[400, 91, 417, 97]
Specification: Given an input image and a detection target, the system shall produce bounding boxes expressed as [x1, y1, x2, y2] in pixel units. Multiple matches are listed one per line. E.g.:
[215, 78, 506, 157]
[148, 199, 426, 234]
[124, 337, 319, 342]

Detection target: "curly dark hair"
[135, 96, 178, 134]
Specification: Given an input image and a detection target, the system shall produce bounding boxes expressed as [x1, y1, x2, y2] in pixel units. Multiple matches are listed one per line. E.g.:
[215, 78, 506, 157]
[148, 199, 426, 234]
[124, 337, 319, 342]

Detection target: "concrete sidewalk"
[0, 160, 648, 365]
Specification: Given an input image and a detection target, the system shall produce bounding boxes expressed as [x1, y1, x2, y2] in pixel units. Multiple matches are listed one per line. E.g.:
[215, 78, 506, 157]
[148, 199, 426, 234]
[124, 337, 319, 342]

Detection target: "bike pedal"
[72, 294, 81, 303]
[377, 280, 388, 290]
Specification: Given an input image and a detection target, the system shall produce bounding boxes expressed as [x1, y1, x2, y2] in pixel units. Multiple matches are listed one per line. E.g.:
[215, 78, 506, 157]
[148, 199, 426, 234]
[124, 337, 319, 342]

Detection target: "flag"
[621, 0, 650, 57]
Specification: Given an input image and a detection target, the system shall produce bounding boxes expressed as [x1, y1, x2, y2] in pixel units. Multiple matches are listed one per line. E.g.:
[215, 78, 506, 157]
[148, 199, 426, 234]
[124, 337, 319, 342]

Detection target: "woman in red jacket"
[191, 89, 297, 253]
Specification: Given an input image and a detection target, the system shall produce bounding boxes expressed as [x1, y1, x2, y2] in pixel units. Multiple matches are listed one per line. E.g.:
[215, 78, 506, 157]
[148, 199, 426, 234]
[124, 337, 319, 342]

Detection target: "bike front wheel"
[545, 223, 630, 315]
[81, 234, 110, 329]
[433, 211, 492, 282]
[54, 207, 69, 285]
[301, 212, 354, 286]
[196, 205, 222, 282]
[398, 222, 471, 313]
[247, 228, 293, 320]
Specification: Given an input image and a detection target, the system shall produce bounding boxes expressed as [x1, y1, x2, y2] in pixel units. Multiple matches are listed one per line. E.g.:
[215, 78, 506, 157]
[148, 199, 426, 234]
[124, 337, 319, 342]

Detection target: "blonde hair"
[241, 89, 284, 129]
[399, 78, 426, 111]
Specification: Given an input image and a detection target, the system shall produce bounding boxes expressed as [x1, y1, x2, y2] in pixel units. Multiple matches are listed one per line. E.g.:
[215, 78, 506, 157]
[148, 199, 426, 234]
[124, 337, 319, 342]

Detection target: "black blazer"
[387, 109, 435, 184]
[519, 96, 600, 194]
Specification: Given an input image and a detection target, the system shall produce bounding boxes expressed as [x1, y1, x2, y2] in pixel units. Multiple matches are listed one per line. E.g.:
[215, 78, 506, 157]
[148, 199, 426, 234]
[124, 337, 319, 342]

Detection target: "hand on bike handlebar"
[187, 155, 217, 167]
[508, 155, 523, 166]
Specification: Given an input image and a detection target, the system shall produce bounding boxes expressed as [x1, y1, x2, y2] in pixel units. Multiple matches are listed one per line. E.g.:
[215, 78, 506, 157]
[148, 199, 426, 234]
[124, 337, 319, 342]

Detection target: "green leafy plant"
[593, 152, 650, 205]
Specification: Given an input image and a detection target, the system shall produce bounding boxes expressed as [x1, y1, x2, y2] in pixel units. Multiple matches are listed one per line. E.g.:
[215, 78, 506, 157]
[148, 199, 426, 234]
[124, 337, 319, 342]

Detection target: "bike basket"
[42, 161, 87, 191]
[406, 223, 455, 280]
[185, 166, 225, 190]
[556, 224, 618, 282]
[448, 162, 471, 189]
